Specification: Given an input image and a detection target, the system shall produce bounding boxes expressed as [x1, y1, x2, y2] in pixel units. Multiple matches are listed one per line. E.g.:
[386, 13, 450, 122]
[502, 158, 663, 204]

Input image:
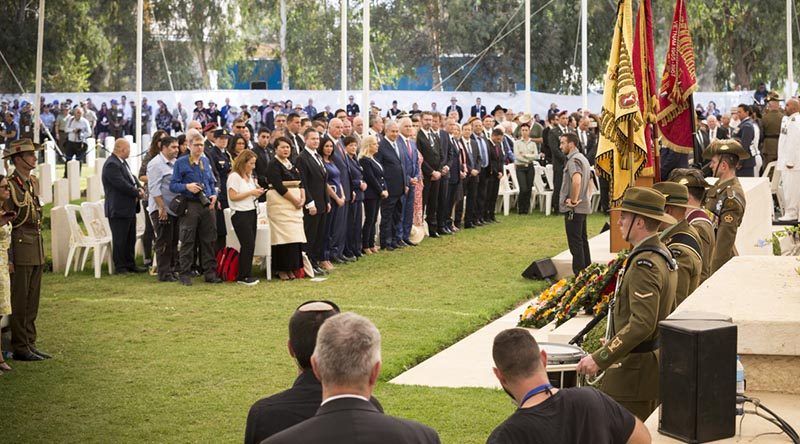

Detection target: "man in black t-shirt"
[487, 328, 651, 444]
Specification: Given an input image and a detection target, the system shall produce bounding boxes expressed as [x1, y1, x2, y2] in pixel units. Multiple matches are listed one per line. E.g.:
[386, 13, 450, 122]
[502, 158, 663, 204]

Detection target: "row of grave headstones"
[28, 135, 150, 273]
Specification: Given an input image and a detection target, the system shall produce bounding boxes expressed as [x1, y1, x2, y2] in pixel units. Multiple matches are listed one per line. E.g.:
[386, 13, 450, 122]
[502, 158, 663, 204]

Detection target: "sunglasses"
[235, 125, 246, 129]
[296, 300, 340, 313]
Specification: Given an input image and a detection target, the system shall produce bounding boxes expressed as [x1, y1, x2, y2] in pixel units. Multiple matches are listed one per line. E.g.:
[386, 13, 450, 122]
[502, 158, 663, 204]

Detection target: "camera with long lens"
[196, 184, 212, 207]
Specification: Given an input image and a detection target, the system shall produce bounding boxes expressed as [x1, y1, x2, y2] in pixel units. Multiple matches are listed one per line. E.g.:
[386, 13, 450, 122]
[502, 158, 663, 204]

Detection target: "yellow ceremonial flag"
[595, 0, 648, 205]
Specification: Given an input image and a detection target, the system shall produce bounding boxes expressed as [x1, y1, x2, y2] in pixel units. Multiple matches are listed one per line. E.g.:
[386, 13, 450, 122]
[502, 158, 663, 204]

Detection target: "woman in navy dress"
[320, 137, 345, 271]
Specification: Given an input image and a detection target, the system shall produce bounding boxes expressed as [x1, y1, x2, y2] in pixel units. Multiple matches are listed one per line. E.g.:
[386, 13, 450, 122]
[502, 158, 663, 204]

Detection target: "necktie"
[405, 138, 413, 157]
[478, 138, 488, 168]
[581, 131, 586, 147]
[392, 141, 400, 159]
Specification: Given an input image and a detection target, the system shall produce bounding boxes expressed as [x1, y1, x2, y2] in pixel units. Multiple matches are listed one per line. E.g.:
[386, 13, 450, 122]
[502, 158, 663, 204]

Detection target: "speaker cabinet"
[521, 258, 556, 280]
[250, 81, 267, 90]
[659, 319, 737, 443]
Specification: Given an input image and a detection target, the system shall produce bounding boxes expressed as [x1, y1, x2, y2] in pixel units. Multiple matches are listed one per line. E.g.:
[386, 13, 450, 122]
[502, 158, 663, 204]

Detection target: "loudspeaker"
[521, 258, 556, 280]
[250, 81, 267, 90]
[659, 319, 737, 443]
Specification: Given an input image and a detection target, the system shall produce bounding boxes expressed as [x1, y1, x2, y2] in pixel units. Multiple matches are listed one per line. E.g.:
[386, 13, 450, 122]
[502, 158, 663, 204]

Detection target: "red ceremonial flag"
[632, 0, 657, 178]
[657, 0, 697, 155]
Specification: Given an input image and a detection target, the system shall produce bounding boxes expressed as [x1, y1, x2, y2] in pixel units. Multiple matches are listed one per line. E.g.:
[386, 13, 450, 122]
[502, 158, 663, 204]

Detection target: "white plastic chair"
[544, 164, 555, 190]
[589, 170, 601, 213]
[64, 204, 113, 278]
[224, 208, 272, 280]
[497, 164, 520, 216]
[533, 166, 553, 216]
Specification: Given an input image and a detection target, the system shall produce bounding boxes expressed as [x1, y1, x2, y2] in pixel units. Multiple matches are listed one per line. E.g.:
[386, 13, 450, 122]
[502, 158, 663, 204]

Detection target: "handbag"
[169, 194, 189, 216]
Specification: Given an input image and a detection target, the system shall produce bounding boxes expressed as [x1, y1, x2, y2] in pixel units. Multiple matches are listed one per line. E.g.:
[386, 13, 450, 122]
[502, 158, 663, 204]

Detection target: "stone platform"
[552, 177, 774, 279]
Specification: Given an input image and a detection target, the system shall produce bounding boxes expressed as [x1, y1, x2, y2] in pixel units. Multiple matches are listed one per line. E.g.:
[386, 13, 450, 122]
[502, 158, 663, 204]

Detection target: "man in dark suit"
[436, 119, 453, 234]
[245, 301, 384, 444]
[733, 104, 756, 177]
[445, 97, 463, 123]
[484, 128, 505, 223]
[325, 118, 355, 262]
[471, 117, 491, 225]
[577, 117, 598, 165]
[296, 128, 329, 275]
[286, 113, 305, 162]
[461, 122, 481, 228]
[397, 117, 420, 246]
[470, 97, 487, 119]
[374, 121, 408, 250]
[102, 138, 145, 273]
[548, 111, 570, 213]
[416, 112, 443, 237]
[263, 312, 440, 444]
[692, 122, 710, 169]
[253, 127, 275, 202]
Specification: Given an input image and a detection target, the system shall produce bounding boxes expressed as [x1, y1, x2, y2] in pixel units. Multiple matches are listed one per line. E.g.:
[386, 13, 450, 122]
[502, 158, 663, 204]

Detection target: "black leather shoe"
[428, 231, 440, 238]
[331, 257, 345, 265]
[342, 255, 357, 262]
[402, 239, 418, 247]
[384, 245, 396, 251]
[313, 267, 327, 276]
[437, 229, 452, 236]
[12, 351, 44, 361]
[159, 275, 178, 282]
[464, 223, 475, 229]
[475, 220, 484, 226]
[179, 276, 193, 286]
[30, 348, 51, 359]
[132, 266, 149, 273]
[443, 226, 453, 234]
[205, 276, 223, 284]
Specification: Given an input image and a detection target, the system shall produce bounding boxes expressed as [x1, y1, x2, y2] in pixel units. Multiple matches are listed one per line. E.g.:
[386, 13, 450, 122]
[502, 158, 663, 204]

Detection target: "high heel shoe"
[0, 359, 12, 372]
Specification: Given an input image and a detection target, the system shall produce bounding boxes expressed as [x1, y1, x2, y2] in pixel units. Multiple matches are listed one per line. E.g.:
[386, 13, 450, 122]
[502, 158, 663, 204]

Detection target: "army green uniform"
[686, 208, 716, 283]
[592, 234, 678, 420]
[6, 169, 45, 355]
[761, 108, 784, 167]
[703, 177, 745, 273]
[660, 219, 702, 305]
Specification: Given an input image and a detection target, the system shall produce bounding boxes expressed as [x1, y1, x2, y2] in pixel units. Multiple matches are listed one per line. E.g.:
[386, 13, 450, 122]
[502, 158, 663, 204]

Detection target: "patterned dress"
[0, 223, 11, 315]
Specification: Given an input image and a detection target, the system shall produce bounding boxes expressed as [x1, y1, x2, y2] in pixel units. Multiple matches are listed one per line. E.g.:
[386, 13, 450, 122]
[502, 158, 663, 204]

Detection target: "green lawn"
[2, 212, 607, 444]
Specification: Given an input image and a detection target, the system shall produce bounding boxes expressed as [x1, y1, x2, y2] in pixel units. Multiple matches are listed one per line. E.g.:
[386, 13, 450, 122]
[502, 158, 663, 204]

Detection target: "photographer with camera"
[170, 130, 223, 286]
[63, 106, 91, 178]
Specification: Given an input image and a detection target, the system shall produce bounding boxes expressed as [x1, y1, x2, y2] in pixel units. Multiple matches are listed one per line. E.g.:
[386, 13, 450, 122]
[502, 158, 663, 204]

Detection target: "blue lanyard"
[519, 383, 554, 407]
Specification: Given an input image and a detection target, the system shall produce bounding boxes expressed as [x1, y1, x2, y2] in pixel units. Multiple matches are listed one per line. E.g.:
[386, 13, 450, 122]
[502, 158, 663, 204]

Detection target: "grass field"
[2, 212, 607, 444]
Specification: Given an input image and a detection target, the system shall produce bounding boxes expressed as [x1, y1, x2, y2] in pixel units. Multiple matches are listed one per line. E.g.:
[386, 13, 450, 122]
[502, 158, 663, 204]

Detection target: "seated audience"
[262, 312, 439, 444]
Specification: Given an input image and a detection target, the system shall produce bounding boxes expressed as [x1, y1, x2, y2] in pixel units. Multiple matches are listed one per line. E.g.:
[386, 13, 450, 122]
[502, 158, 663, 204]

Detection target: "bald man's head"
[786, 98, 800, 115]
[114, 138, 131, 159]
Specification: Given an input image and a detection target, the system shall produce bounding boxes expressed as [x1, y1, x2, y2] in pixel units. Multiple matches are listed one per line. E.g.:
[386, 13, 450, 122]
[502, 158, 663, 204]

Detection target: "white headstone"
[104, 136, 115, 158]
[95, 157, 106, 198]
[38, 165, 53, 204]
[141, 134, 152, 156]
[127, 143, 141, 180]
[86, 137, 96, 169]
[87, 174, 102, 202]
[54, 178, 70, 207]
[44, 141, 57, 179]
[50, 205, 70, 273]
[67, 159, 81, 200]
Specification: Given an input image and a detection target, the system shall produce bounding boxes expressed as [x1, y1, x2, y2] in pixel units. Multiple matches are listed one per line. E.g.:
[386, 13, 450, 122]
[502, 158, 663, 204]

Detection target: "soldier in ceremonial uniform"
[703, 139, 748, 273]
[760, 91, 784, 170]
[3, 139, 49, 361]
[667, 168, 715, 283]
[653, 182, 703, 305]
[577, 187, 678, 421]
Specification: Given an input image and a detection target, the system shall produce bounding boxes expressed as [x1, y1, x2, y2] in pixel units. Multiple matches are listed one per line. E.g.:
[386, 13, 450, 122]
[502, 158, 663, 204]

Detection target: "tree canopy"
[0, 0, 796, 93]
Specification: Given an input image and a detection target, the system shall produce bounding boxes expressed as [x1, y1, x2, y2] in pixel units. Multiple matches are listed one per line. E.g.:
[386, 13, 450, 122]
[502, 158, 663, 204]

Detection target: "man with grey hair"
[263, 313, 440, 444]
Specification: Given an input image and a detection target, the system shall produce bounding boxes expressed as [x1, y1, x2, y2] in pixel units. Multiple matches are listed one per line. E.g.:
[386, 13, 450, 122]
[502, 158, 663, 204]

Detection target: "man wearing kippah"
[702, 139, 748, 273]
[577, 187, 678, 420]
